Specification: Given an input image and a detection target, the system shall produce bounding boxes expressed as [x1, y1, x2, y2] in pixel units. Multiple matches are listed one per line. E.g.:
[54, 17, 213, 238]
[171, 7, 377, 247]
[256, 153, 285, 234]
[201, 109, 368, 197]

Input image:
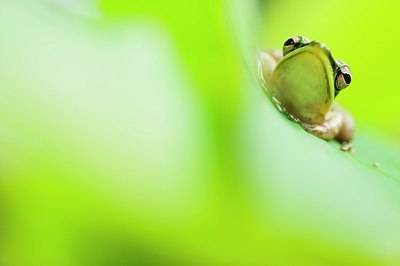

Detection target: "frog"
[257, 36, 354, 142]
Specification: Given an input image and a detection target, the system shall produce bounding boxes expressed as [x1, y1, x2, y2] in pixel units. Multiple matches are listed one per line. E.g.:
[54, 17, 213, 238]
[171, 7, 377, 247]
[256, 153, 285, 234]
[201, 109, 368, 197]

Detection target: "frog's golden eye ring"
[283, 37, 298, 55]
[283, 36, 310, 56]
[335, 67, 352, 94]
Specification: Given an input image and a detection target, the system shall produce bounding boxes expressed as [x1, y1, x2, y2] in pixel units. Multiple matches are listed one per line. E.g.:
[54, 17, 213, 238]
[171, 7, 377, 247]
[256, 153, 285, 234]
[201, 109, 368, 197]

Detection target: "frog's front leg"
[332, 104, 354, 142]
[301, 104, 354, 142]
[258, 49, 282, 80]
[301, 110, 343, 140]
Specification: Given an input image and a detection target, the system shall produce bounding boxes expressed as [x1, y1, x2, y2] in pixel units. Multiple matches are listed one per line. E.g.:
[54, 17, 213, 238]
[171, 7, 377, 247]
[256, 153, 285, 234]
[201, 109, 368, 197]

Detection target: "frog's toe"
[336, 112, 354, 142]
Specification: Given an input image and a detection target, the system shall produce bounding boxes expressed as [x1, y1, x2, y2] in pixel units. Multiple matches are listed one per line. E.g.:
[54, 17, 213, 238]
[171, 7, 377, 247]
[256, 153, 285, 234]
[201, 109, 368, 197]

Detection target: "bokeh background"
[0, 0, 400, 265]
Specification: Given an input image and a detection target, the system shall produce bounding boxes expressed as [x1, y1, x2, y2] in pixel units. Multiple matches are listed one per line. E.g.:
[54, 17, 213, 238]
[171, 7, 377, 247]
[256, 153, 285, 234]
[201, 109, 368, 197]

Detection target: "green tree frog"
[258, 36, 354, 142]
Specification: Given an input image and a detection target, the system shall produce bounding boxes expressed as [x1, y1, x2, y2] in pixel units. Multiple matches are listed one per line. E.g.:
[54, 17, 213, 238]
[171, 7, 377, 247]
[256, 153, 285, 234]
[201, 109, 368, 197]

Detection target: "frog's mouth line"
[308, 41, 339, 72]
[309, 41, 345, 98]
[288, 40, 338, 72]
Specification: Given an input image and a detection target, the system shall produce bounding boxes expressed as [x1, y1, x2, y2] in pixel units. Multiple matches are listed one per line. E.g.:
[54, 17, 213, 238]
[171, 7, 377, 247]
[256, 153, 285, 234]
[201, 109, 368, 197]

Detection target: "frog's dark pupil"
[284, 38, 295, 46]
[343, 73, 351, 84]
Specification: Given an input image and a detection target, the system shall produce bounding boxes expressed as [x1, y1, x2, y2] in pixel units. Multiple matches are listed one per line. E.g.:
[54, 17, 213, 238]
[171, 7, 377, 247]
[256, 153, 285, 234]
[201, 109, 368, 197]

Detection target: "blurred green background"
[0, 0, 400, 265]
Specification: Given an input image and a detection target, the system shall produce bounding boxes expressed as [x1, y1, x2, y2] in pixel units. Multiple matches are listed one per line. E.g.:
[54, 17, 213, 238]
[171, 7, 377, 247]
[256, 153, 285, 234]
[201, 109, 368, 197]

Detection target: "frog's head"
[282, 36, 352, 97]
[270, 36, 352, 124]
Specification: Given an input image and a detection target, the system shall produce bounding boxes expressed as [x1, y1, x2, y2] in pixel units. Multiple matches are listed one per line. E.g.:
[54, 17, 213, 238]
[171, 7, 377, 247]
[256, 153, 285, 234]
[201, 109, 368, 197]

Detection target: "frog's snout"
[320, 44, 332, 55]
[310, 41, 331, 55]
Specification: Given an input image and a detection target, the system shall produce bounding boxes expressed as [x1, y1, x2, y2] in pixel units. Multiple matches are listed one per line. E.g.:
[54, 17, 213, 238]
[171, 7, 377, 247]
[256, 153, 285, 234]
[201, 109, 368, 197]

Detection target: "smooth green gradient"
[0, 0, 399, 265]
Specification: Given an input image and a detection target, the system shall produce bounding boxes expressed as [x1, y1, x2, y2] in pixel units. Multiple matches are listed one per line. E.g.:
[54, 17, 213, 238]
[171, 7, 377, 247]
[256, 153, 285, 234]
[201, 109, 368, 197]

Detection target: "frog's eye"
[335, 67, 352, 92]
[283, 36, 310, 56]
